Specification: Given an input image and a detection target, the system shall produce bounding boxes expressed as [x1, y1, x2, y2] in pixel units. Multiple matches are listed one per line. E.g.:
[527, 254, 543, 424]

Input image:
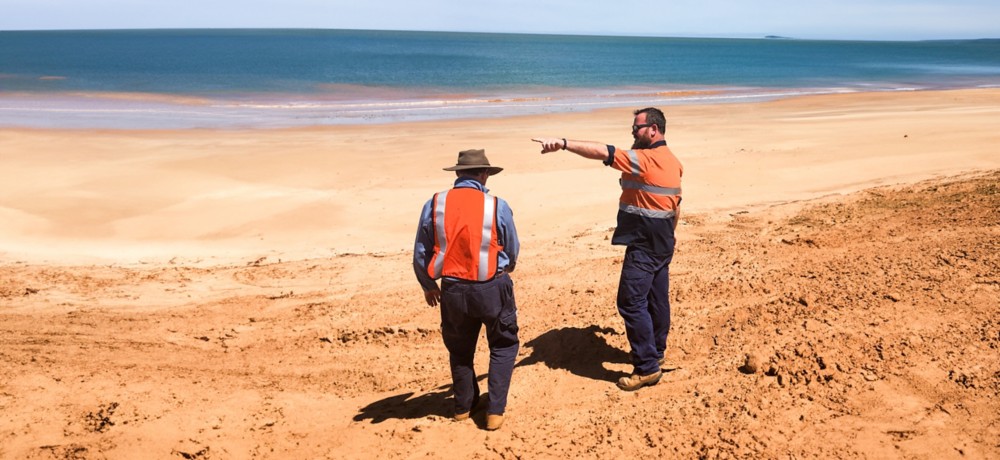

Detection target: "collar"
[649, 140, 667, 148]
[453, 177, 489, 193]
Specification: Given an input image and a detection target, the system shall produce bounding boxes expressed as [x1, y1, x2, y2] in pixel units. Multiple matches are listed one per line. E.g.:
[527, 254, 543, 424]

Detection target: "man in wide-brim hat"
[442, 148, 504, 176]
[413, 148, 520, 431]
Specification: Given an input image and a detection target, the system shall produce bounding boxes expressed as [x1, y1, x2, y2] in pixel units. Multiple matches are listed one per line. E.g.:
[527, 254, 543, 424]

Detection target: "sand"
[1, 88, 998, 458]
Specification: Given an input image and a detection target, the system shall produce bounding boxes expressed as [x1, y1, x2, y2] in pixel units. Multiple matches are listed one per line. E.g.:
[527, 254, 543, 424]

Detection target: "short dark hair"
[634, 107, 666, 132]
[456, 168, 490, 177]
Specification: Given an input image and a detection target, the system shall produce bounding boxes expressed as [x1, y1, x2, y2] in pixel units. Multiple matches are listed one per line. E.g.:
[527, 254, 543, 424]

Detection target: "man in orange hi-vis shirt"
[533, 107, 682, 392]
[413, 149, 520, 430]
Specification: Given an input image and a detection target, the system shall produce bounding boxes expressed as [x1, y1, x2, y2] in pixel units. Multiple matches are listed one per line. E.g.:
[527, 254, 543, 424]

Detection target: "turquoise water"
[1, 29, 999, 128]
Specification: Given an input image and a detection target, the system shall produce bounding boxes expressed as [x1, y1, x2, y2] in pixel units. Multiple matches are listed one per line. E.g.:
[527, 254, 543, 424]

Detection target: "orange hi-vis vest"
[612, 144, 683, 219]
[427, 187, 503, 282]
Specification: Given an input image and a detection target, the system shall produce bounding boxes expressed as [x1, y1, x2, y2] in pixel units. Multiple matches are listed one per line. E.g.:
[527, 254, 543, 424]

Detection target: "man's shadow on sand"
[353, 383, 455, 423]
[355, 325, 630, 424]
[516, 325, 632, 381]
[352, 380, 502, 426]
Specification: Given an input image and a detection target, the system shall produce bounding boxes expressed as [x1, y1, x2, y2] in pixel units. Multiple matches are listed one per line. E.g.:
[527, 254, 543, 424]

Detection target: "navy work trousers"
[617, 245, 674, 376]
[440, 273, 519, 416]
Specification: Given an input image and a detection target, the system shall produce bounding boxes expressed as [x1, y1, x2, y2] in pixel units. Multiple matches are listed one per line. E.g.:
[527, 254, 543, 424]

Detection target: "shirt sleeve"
[412, 198, 439, 291]
[602, 145, 616, 167]
[496, 198, 519, 273]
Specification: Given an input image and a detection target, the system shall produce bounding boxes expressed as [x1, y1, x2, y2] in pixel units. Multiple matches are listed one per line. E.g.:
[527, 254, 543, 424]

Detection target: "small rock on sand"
[738, 353, 760, 374]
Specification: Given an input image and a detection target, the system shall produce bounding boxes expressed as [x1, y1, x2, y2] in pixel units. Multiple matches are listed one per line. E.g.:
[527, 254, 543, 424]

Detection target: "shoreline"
[1, 83, 996, 130]
[2, 87, 999, 265]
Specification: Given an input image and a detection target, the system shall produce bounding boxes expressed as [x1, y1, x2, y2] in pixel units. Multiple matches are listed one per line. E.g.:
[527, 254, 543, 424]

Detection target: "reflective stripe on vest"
[428, 188, 501, 282]
[478, 194, 496, 280]
[431, 192, 449, 278]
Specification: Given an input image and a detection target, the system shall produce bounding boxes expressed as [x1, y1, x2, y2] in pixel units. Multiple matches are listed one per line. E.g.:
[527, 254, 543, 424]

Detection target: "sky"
[2, 0, 999, 41]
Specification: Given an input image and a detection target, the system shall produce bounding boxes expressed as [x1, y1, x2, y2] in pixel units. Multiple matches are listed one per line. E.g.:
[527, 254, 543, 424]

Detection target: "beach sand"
[1, 89, 998, 458]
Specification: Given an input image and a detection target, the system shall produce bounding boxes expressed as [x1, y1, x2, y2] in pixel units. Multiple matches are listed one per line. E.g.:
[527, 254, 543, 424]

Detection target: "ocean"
[1, 29, 999, 129]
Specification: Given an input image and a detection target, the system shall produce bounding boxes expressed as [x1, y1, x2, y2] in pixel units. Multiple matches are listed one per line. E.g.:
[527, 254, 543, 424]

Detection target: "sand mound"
[2, 171, 998, 458]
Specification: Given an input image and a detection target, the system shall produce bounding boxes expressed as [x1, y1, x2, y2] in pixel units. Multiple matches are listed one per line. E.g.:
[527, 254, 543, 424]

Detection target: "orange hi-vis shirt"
[427, 187, 503, 282]
[608, 141, 683, 218]
[604, 140, 683, 255]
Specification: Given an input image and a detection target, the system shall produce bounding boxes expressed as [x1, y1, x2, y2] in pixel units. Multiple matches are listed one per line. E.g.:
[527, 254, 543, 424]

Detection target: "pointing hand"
[532, 138, 565, 154]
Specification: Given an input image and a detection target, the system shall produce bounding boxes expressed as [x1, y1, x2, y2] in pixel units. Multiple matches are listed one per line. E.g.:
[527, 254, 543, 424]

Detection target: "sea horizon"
[2, 29, 1000, 129]
[3, 26, 999, 41]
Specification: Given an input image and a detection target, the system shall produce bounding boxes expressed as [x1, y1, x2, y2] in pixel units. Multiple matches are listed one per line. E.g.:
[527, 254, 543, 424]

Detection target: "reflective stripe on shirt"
[619, 179, 681, 196]
[619, 202, 677, 219]
[627, 150, 641, 176]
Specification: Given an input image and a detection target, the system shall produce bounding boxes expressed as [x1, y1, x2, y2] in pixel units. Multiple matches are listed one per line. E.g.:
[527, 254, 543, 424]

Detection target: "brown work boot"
[486, 414, 504, 430]
[658, 356, 679, 371]
[454, 394, 484, 421]
[617, 370, 662, 391]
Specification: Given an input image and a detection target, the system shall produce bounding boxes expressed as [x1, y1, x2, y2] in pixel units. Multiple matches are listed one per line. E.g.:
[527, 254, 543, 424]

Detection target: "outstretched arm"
[532, 138, 611, 162]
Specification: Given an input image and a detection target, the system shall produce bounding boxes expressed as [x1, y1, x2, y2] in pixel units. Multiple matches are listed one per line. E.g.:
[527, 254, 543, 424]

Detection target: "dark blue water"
[2, 29, 999, 128]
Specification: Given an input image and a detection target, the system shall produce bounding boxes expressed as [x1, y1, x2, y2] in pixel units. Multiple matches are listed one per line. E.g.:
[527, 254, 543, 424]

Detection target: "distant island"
[764, 35, 794, 39]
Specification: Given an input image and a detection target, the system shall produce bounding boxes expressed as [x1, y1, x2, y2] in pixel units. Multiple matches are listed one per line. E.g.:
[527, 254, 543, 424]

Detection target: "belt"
[442, 269, 506, 285]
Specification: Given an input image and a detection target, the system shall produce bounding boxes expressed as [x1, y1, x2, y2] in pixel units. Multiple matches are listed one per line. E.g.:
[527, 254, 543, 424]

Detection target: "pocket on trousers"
[499, 279, 518, 332]
[499, 306, 519, 335]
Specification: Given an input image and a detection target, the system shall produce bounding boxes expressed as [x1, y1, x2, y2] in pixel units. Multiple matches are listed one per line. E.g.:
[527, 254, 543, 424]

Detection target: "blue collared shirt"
[413, 177, 519, 291]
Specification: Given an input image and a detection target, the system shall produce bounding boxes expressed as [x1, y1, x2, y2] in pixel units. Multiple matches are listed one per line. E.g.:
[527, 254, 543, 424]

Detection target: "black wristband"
[562, 138, 567, 150]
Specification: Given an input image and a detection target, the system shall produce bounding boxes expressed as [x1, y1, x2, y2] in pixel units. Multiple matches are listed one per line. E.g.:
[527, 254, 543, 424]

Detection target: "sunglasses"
[631, 123, 654, 134]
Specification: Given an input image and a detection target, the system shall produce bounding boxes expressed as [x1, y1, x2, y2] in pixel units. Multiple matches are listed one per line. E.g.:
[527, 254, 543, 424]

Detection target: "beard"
[631, 136, 651, 149]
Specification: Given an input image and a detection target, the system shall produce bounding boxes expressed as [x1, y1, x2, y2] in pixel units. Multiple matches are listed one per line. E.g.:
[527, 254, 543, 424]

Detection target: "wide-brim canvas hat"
[443, 149, 503, 175]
